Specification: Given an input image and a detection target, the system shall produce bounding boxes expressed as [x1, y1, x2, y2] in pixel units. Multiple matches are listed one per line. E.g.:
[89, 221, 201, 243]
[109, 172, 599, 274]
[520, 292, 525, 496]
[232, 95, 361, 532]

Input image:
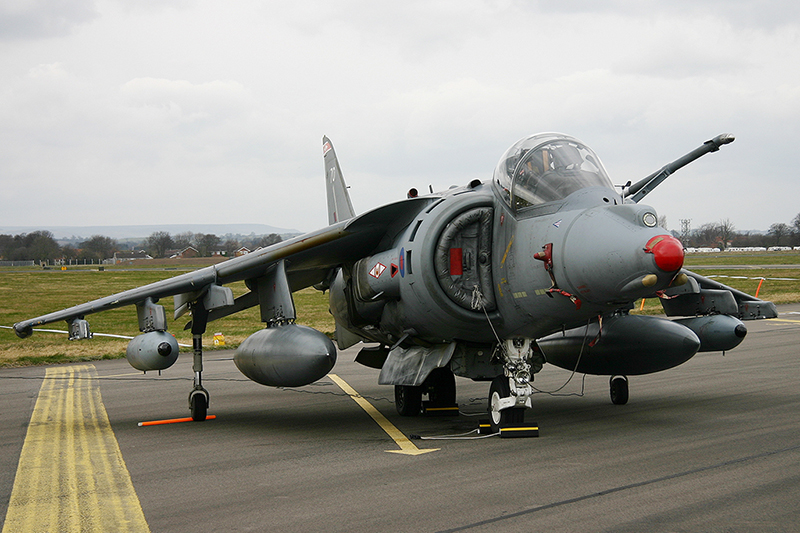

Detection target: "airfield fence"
[0, 261, 35, 267]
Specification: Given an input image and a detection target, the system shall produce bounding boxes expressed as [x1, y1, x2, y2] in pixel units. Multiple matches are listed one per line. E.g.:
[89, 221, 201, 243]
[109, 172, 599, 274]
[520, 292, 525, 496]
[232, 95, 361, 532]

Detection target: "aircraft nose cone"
[645, 235, 684, 272]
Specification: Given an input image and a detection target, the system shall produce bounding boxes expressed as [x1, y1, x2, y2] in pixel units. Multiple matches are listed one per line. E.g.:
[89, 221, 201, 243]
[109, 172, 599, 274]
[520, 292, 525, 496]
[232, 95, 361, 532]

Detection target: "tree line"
[0, 230, 284, 263]
[675, 212, 800, 250]
[4, 212, 800, 263]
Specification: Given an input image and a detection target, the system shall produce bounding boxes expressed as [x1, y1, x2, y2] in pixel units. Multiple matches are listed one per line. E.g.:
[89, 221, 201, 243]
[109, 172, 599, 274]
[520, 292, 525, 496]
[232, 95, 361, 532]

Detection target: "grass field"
[2, 251, 800, 367]
[683, 251, 800, 266]
[0, 266, 334, 367]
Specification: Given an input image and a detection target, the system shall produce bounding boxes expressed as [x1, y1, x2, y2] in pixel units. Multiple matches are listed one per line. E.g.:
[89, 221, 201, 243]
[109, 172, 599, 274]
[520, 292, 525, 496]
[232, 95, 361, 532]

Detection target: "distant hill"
[0, 224, 300, 240]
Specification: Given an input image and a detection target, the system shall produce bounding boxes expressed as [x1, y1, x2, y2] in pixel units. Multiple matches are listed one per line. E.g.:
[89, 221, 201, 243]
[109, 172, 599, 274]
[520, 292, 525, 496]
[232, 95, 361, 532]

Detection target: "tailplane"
[322, 136, 356, 225]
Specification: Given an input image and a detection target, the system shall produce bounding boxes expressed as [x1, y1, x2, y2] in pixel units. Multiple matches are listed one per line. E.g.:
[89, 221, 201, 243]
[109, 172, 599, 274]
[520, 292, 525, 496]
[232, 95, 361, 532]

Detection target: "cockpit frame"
[493, 133, 616, 212]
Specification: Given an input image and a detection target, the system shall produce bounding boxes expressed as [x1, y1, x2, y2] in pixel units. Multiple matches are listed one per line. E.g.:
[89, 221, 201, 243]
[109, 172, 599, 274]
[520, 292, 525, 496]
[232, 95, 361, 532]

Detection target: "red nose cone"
[646, 235, 684, 272]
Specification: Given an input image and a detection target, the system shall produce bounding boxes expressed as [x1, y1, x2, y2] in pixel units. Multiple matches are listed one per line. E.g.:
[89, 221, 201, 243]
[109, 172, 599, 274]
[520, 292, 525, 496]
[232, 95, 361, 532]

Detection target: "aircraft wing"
[13, 196, 434, 339]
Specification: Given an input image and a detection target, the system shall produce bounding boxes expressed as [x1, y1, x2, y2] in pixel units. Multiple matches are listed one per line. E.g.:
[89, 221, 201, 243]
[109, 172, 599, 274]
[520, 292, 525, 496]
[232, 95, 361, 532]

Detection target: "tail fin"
[322, 136, 356, 225]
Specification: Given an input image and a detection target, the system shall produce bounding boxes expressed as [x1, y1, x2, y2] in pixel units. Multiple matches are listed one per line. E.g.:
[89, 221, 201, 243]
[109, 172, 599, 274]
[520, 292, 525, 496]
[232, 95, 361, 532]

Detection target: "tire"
[610, 376, 629, 405]
[488, 376, 524, 432]
[395, 385, 423, 416]
[426, 367, 456, 407]
[190, 392, 208, 421]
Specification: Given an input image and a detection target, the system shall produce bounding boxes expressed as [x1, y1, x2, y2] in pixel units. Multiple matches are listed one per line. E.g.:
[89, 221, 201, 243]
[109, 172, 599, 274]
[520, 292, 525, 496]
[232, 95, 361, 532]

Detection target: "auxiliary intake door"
[434, 206, 496, 311]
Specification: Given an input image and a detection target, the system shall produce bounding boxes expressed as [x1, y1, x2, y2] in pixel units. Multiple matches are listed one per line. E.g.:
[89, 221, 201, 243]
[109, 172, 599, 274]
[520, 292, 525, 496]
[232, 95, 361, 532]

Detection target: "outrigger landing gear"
[189, 304, 210, 421]
[189, 333, 210, 421]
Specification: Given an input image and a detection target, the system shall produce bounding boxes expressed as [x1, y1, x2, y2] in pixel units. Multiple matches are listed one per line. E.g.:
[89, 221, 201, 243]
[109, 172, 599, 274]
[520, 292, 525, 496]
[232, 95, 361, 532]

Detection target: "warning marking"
[369, 262, 386, 278]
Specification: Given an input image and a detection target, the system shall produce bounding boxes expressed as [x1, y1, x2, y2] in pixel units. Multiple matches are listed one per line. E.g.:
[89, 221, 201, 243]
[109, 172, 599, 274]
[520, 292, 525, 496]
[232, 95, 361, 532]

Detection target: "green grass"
[683, 250, 800, 266]
[0, 266, 333, 367]
[632, 265, 800, 315]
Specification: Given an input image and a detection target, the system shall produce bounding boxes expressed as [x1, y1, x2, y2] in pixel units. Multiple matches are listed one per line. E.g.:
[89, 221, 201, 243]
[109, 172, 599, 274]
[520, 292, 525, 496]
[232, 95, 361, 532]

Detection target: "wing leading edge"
[13, 196, 433, 339]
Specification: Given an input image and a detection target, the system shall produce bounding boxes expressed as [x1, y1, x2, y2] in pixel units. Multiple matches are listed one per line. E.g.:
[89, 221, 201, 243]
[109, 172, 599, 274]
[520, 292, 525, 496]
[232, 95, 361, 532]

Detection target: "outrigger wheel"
[488, 375, 525, 433]
[189, 388, 210, 421]
[609, 375, 629, 405]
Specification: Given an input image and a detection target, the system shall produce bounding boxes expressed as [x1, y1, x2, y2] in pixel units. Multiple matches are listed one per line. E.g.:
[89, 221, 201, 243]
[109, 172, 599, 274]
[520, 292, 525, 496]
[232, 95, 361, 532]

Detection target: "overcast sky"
[1, 0, 798, 234]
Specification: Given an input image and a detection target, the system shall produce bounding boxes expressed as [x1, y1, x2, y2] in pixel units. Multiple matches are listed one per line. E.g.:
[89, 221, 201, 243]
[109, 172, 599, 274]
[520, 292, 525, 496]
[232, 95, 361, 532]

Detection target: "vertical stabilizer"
[322, 136, 356, 225]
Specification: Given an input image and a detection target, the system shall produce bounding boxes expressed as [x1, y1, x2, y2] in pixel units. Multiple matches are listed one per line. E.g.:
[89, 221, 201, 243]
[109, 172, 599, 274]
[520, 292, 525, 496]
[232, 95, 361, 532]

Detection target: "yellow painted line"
[769, 318, 800, 324]
[328, 374, 438, 456]
[3, 365, 150, 533]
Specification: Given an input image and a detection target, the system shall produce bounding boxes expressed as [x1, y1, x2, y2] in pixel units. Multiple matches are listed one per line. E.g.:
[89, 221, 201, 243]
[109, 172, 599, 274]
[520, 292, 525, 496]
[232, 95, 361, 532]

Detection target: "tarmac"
[1, 305, 799, 532]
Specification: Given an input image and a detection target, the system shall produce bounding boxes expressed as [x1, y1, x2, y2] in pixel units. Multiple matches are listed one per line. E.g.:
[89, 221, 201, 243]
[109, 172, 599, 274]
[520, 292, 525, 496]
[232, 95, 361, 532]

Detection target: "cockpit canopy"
[493, 133, 614, 210]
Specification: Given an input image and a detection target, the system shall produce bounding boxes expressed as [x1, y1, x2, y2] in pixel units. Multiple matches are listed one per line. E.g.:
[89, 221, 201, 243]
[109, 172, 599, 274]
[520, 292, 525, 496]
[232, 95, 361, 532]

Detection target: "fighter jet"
[13, 132, 777, 433]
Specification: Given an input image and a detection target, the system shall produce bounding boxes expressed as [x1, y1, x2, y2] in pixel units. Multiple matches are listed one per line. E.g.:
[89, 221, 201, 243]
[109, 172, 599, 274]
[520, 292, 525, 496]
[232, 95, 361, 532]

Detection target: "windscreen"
[493, 133, 613, 210]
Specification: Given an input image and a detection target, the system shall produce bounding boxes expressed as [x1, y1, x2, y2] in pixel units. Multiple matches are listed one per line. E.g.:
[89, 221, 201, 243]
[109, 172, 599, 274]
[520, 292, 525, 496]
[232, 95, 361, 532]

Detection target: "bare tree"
[146, 231, 174, 258]
[223, 239, 241, 256]
[768, 223, 790, 246]
[717, 219, 735, 250]
[79, 235, 118, 262]
[195, 233, 221, 257]
[173, 232, 194, 249]
[695, 223, 720, 248]
[257, 233, 283, 248]
[792, 213, 800, 246]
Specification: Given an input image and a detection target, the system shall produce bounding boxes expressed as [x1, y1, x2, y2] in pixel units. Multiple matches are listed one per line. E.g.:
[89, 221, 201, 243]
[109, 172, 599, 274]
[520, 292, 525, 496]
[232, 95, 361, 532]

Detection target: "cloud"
[1, 1, 799, 232]
[533, 0, 800, 30]
[0, 0, 97, 40]
[120, 77, 253, 126]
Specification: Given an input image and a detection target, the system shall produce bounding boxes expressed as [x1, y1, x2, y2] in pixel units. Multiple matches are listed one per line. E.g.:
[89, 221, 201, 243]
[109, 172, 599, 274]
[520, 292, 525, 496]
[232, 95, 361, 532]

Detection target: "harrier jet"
[14, 132, 776, 433]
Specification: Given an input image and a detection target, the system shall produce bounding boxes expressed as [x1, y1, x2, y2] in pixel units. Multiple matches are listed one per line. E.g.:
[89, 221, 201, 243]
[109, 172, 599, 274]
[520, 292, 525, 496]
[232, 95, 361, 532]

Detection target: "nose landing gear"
[488, 376, 526, 433]
[486, 338, 543, 436]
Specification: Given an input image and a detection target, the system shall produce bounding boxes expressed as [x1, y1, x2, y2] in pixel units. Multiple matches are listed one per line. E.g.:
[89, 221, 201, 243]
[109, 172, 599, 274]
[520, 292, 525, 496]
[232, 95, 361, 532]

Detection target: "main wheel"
[488, 376, 524, 433]
[610, 376, 629, 405]
[426, 367, 456, 407]
[395, 385, 423, 416]
[190, 391, 208, 421]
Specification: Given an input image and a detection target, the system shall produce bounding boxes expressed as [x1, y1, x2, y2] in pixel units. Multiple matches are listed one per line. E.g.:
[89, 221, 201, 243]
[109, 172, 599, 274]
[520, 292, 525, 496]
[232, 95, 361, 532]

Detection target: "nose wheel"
[610, 375, 629, 405]
[488, 376, 525, 433]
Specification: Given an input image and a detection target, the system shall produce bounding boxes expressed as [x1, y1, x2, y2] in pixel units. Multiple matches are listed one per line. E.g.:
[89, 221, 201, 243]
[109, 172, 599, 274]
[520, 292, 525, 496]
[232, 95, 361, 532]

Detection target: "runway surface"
[2, 306, 799, 532]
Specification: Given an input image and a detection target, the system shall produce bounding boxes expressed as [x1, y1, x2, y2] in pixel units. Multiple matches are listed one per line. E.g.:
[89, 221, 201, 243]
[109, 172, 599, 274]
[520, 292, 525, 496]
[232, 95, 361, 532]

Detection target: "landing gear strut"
[189, 333, 210, 421]
[486, 338, 543, 432]
[189, 304, 210, 421]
